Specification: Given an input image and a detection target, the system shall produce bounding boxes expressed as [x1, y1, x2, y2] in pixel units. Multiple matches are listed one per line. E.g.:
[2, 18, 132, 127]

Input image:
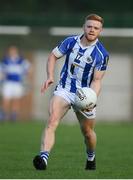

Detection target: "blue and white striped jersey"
[0, 55, 30, 83]
[53, 35, 109, 93]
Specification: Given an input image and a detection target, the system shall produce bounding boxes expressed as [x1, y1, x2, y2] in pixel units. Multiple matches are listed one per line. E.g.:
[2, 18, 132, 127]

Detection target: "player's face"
[8, 46, 19, 59]
[83, 20, 103, 42]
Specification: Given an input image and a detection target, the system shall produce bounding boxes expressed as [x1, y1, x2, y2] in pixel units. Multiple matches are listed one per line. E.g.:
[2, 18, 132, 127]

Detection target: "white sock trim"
[88, 154, 95, 161]
[42, 157, 48, 165]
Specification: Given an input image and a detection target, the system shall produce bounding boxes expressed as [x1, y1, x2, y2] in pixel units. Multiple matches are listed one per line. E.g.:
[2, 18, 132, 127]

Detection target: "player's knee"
[84, 128, 94, 140]
[47, 114, 59, 130]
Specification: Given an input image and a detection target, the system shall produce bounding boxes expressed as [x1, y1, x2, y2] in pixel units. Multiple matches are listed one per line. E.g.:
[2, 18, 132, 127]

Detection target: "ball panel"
[75, 87, 97, 110]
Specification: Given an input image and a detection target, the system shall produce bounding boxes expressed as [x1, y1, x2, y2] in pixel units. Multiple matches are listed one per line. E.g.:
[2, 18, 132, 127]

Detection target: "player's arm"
[41, 52, 59, 93]
[90, 70, 106, 97]
[84, 70, 105, 112]
[41, 36, 72, 93]
[90, 53, 109, 97]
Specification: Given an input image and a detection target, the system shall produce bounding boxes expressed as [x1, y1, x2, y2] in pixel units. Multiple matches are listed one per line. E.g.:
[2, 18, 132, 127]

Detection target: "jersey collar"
[77, 34, 98, 48]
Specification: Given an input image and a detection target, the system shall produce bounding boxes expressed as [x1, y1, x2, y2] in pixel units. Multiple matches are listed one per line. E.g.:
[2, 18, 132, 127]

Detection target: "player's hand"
[83, 104, 96, 112]
[41, 78, 54, 94]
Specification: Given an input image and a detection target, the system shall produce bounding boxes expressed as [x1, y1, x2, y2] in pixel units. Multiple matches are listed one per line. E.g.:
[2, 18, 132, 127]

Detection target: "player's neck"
[80, 36, 97, 47]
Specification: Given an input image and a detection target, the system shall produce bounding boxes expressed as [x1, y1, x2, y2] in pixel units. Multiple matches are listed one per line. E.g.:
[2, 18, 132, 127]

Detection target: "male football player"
[0, 46, 31, 121]
[33, 14, 109, 170]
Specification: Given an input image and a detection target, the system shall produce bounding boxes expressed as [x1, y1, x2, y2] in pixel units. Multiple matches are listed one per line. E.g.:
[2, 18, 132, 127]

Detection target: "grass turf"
[0, 120, 133, 178]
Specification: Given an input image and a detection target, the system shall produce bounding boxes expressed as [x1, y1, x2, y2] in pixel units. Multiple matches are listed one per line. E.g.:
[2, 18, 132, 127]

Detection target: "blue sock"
[87, 150, 95, 161]
[40, 151, 49, 165]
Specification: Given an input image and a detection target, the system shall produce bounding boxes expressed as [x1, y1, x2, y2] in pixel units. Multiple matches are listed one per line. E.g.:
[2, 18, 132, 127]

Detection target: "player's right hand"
[41, 78, 54, 94]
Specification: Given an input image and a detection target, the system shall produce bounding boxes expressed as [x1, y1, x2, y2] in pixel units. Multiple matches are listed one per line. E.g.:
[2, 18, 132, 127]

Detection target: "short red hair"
[85, 14, 104, 25]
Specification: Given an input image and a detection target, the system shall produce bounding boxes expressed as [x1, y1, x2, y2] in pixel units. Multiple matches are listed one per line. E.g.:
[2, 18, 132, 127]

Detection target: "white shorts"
[2, 81, 24, 99]
[54, 85, 96, 119]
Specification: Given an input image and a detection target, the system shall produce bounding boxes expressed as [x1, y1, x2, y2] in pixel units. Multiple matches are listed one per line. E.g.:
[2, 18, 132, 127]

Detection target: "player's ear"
[100, 27, 103, 33]
[100, 23, 103, 32]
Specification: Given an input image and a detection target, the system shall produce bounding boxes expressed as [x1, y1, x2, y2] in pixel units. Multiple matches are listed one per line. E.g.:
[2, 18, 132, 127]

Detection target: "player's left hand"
[83, 104, 96, 112]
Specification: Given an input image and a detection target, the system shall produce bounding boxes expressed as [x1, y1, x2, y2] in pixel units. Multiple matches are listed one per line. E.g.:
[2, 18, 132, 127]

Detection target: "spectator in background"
[0, 45, 31, 121]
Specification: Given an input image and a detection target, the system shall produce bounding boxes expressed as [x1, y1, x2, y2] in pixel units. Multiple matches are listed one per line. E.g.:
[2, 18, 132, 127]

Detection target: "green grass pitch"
[0, 120, 133, 178]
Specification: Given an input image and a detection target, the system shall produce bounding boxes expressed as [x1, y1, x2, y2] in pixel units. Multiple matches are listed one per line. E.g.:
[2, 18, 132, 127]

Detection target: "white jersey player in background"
[0, 46, 31, 121]
[33, 14, 109, 170]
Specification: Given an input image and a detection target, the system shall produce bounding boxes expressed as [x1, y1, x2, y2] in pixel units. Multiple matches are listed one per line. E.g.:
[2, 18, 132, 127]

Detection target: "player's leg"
[1, 97, 11, 120]
[33, 95, 70, 170]
[41, 95, 70, 151]
[10, 83, 23, 121]
[1, 82, 12, 120]
[11, 98, 21, 121]
[75, 110, 96, 170]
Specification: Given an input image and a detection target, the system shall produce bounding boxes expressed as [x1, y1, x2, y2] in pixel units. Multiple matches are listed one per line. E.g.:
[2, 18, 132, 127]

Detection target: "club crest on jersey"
[86, 56, 93, 63]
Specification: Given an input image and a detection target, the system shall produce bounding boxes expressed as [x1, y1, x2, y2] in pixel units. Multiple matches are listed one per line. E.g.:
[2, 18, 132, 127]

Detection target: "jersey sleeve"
[22, 59, 31, 73]
[52, 37, 74, 58]
[95, 55, 109, 71]
[1, 59, 7, 73]
[0, 62, 4, 81]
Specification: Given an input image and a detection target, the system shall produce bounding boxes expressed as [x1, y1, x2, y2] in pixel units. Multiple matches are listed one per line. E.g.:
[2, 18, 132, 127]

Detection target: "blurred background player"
[0, 45, 31, 121]
[33, 14, 109, 170]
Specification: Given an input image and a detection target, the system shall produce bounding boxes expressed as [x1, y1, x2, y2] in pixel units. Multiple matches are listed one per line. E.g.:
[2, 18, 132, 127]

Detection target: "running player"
[33, 14, 109, 170]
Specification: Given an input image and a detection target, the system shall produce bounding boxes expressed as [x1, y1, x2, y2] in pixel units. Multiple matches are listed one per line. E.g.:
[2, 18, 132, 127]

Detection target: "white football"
[75, 87, 97, 110]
